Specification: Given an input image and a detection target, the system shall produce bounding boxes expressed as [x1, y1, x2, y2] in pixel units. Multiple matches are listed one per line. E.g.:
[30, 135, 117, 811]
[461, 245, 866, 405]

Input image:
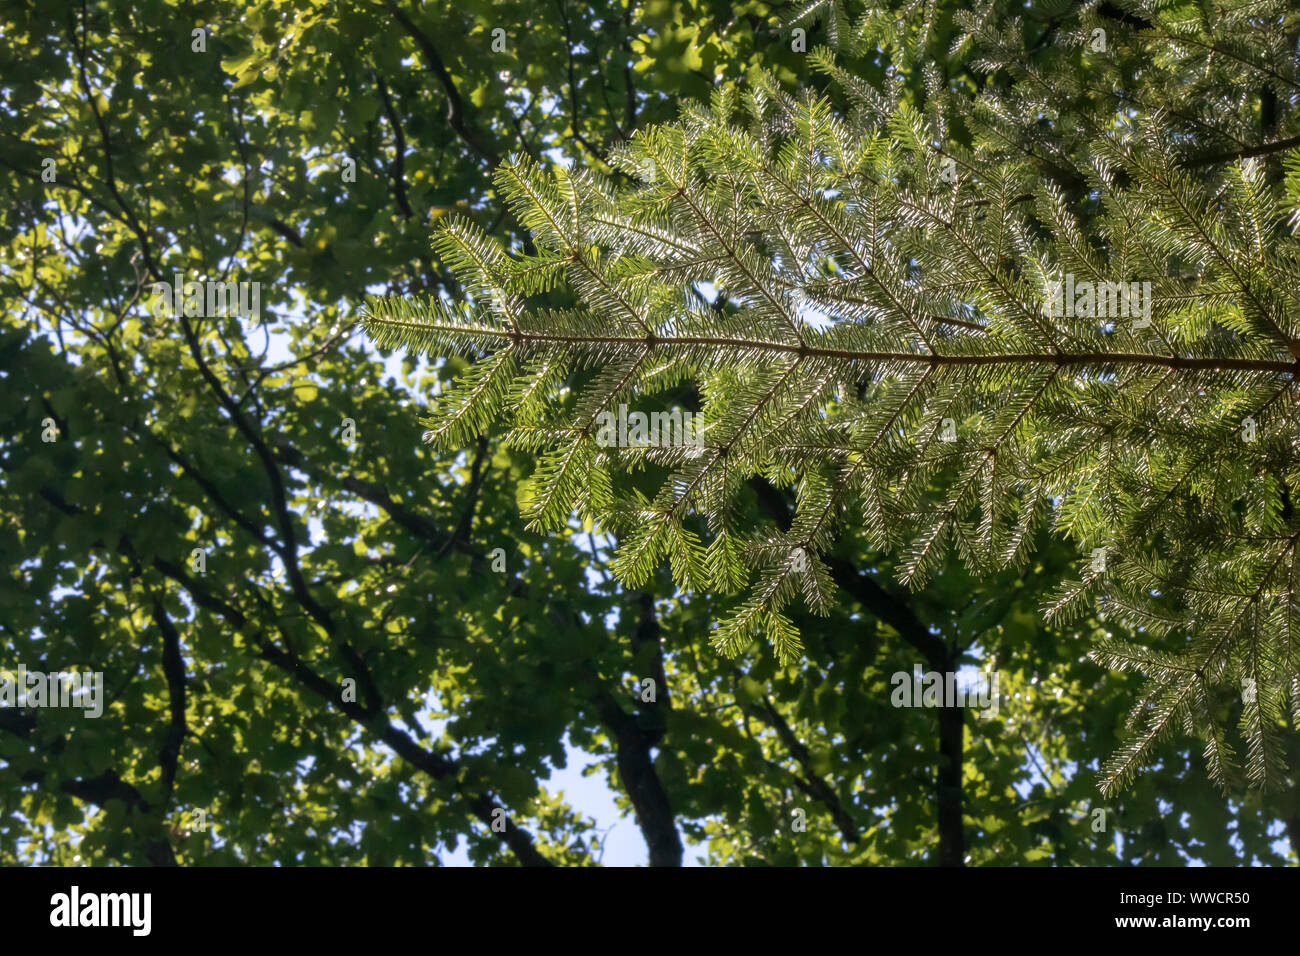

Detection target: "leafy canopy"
[365, 0, 1300, 795]
[5, 0, 1297, 868]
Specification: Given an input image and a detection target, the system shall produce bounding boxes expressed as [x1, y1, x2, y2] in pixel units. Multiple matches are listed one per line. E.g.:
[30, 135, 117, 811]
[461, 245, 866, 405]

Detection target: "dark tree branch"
[0, 710, 36, 738]
[1181, 134, 1300, 170]
[68, 6, 161, 280]
[621, 7, 638, 135]
[1096, 2, 1153, 31]
[381, 324, 1300, 375]
[435, 435, 490, 559]
[630, 590, 669, 733]
[271, 437, 474, 555]
[135, 476, 550, 865]
[382, 0, 501, 168]
[826, 557, 965, 867]
[17, 453, 552, 867]
[153, 439, 275, 546]
[268, 217, 304, 248]
[4, 713, 178, 866]
[151, 598, 188, 804]
[591, 688, 683, 867]
[570, 587, 680, 865]
[174, 313, 338, 647]
[152, 552, 552, 866]
[255, 635, 550, 865]
[747, 478, 965, 865]
[375, 72, 414, 219]
[747, 696, 860, 845]
[555, 0, 608, 162]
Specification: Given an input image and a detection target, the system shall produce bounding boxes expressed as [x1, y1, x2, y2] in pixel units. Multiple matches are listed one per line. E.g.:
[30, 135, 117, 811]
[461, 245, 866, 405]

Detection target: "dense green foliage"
[4, 0, 1299, 867]
[367, 0, 1300, 800]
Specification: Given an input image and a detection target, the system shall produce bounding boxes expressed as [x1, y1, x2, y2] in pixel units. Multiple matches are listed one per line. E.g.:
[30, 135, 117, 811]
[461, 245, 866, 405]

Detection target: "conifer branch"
[364, 0, 1300, 794]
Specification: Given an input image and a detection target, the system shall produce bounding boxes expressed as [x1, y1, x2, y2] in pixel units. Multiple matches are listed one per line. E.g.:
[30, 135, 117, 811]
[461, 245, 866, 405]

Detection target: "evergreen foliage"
[364, 0, 1300, 795]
